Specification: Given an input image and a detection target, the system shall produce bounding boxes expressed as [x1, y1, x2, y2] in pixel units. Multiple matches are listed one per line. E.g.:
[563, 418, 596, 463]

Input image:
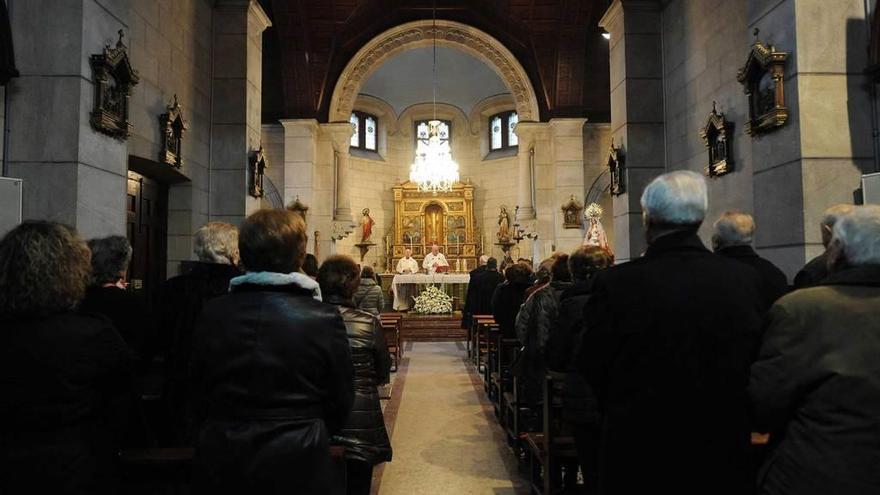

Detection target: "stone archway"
[329, 20, 540, 123]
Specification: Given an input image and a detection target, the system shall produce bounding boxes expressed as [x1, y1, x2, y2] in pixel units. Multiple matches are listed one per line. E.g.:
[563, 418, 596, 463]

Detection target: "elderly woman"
[491, 262, 534, 339]
[0, 222, 134, 494]
[156, 222, 241, 444]
[191, 210, 354, 494]
[750, 205, 880, 495]
[318, 256, 392, 495]
[354, 265, 384, 315]
[79, 235, 153, 360]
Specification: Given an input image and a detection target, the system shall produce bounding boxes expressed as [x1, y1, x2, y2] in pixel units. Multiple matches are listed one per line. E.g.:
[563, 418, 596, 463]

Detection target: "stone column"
[549, 118, 588, 253]
[209, 0, 270, 225]
[600, 0, 665, 262]
[323, 122, 356, 238]
[514, 122, 541, 221]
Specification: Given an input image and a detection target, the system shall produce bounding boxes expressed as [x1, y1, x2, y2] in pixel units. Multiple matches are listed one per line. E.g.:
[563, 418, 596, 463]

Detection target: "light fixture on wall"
[409, 0, 459, 193]
[601, 29, 611, 40]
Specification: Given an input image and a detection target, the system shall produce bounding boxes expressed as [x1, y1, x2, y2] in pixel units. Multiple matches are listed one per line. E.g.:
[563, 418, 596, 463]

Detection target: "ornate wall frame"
[248, 147, 268, 198]
[89, 30, 139, 139]
[560, 195, 584, 229]
[737, 30, 788, 135]
[158, 94, 187, 168]
[699, 102, 734, 177]
[608, 139, 625, 196]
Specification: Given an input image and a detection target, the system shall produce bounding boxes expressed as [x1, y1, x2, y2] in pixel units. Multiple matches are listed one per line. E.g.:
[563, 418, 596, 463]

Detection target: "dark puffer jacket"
[326, 295, 393, 465]
[515, 280, 572, 403]
[354, 278, 385, 316]
[190, 275, 355, 495]
[491, 279, 531, 339]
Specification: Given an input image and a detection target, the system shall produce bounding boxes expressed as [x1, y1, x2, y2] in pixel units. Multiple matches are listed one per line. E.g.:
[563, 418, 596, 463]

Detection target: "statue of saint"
[361, 208, 375, 244]
[497, 206, 511, 242]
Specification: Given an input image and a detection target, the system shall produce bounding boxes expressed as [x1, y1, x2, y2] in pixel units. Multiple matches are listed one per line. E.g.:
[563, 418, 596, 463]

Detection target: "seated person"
[422, 244, 449, 274]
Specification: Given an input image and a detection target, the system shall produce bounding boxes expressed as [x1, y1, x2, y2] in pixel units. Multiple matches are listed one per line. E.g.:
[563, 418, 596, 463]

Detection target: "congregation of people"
[1, 171, 879, 494]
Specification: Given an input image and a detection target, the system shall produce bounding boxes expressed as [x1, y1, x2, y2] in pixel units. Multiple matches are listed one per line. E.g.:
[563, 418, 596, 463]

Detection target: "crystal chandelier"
[409, 1, 459, 193]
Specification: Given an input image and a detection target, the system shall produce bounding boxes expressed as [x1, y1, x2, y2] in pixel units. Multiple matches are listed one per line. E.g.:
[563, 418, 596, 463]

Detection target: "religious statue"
[361, 208, 375, 244]
[584, 202, 611, 253]
[497, 206, 511, 242]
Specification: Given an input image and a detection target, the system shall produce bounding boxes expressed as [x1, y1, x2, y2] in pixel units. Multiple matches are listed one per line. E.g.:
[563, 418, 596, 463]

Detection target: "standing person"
[515, 255, 573, 409]
[0, 222, 135, 495]
[491, 262, 533, 339]
[422, 244, 449, 273]
[155, 222, 241, 444]
[191, 210, 354, 495]
[354, 265, 385, 316]
[546, 246, 613, 494]
[580, 171, 762, 495]
[793, 204, 854, 288]
[396, 248, 419, 274]
[712, 211, 789, 311]
[318, 256, 393, 495]
[471, 257, 503, 316]
[462, 255, 488, 329]
[750, 205, 880, 495]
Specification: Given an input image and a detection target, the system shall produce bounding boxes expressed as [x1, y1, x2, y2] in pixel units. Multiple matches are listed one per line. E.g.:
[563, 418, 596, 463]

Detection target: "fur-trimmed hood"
[229, 271, 322, 301]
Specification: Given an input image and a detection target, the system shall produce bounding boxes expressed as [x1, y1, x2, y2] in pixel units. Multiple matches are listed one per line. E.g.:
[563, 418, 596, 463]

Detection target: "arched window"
[489, 111, 518, 151]
[349, 111, 378, 151]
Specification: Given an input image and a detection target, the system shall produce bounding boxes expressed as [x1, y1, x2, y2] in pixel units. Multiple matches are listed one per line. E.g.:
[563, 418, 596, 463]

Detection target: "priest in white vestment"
[396, 248, 420, 274]
[422, 244, 449, 274]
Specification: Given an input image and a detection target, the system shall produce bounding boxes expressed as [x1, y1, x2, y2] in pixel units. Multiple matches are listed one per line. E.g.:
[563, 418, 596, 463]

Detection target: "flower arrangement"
[412, 285, 454, 315]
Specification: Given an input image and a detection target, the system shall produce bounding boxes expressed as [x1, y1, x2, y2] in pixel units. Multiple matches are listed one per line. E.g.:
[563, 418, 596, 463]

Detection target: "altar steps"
[401, 313, 466, 341]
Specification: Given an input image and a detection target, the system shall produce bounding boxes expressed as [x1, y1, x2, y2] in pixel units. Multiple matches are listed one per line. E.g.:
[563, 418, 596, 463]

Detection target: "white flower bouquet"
[412, 285, 454, 315]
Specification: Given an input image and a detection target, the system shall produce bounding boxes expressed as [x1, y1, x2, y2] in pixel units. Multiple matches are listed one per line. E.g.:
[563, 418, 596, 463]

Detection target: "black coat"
[462, 265, 487, 328]
[547, 281, 599, 425]
[0, 312, 135, 495]
[191, 278, 355, 495]
[580, 232, 763, 495]
[793, 252, 828, 289]
[326, 296, 393, 465]
[749, 265, 880, 495]
[79, 286, 154, 361]
[717, 245, 789, 311]
[491, 279, 531, 339]
[155, 262, 240, 444]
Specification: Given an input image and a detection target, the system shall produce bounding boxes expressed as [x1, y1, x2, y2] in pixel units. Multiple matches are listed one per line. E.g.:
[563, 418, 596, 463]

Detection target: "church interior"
[1, 0, 880, 494]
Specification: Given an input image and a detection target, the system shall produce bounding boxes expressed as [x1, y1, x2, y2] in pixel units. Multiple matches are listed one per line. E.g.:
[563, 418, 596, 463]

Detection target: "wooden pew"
[379, 319, 400, 372]
[470, 315, 494, 365]
[490, 335, 519, 421]
[524, 371, 579, 495]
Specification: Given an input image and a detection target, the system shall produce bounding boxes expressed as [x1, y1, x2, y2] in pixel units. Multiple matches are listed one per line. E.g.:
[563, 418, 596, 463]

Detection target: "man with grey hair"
[750, 205, 880, 495]
[579, 170, 762, 495]
[712, 210, 788, 310]
[793, 203, 855, 288]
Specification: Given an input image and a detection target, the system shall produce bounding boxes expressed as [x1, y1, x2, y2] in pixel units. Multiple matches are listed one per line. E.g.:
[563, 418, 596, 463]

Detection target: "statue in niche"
[497, 206, 511, 242]
[360, 208, 375, 244]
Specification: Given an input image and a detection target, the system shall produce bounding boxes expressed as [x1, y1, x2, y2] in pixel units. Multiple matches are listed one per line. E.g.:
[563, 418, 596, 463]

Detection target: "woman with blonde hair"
[0, 222, 134, 494]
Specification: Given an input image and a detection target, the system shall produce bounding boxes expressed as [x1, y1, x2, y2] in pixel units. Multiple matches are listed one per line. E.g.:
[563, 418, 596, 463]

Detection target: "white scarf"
[229, 271, 322, 301]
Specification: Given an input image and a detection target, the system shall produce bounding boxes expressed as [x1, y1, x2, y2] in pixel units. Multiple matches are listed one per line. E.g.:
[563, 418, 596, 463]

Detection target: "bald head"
[712, 211, 755, 250]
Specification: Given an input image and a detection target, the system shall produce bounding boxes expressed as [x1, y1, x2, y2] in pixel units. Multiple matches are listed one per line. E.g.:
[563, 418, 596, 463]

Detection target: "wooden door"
[126, 170, 168, 304]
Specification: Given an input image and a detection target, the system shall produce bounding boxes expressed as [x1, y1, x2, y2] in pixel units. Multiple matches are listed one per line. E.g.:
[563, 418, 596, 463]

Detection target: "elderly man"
[794, 203, 854, 288]
[462, 255, 489, 329]
[750, 205, 880, 495]
[396, 248, 419, 274]
[580, 171, 762, 495]
[422, 244, 449, 274]
[712, 211, 789, 311]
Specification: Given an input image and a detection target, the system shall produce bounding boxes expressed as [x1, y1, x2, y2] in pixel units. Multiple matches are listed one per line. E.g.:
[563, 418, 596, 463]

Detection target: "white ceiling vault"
[358, 46, 511, 117]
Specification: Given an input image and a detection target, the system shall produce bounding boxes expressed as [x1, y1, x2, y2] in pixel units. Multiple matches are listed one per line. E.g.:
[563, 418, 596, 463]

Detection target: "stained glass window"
[490, 116, 502, 150]
[488, 111, 518, 151]
[349, 111, 379, 151]
[415, 120, 451, 149]
[365, 116, 377, 150]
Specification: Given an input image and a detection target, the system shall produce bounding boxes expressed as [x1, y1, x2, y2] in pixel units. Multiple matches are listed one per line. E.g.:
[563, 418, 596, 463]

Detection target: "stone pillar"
[323, 122, 356, 238]
[600, 0, 665, 262]
[209, 0, 270, 225]
[514, 122, 539, 221]
[280, 119, 326, 255]
[549, 118, 588, 253]
[6, 0, 129, 238]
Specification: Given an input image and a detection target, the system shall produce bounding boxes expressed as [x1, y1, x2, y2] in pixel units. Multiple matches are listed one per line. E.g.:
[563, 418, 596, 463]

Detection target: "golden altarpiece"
[389, 181, 480, 272]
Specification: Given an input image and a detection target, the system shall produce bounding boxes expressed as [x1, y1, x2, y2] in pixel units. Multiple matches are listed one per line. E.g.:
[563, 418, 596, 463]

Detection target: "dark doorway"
[126, 170, 168, 305]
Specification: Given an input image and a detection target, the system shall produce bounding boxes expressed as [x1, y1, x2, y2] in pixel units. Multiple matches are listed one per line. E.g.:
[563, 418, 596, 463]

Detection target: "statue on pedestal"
[361, 208, 375, 244]
[497, 206, 511, 242]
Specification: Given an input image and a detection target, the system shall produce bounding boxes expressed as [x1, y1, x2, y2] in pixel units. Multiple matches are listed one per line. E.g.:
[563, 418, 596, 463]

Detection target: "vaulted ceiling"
[259, 0, 611, 124]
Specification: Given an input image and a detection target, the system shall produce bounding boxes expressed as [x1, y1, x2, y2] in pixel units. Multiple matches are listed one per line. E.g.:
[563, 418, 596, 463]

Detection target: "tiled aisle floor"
[376, 342, 528, 495]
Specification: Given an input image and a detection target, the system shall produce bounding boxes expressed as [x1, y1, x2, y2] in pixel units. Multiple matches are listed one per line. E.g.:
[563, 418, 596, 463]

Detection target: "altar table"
[391, 273, 471, 311]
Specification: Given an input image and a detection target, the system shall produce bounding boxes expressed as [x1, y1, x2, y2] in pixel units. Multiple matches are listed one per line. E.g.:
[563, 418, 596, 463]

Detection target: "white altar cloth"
[391, 273, 471, 311]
